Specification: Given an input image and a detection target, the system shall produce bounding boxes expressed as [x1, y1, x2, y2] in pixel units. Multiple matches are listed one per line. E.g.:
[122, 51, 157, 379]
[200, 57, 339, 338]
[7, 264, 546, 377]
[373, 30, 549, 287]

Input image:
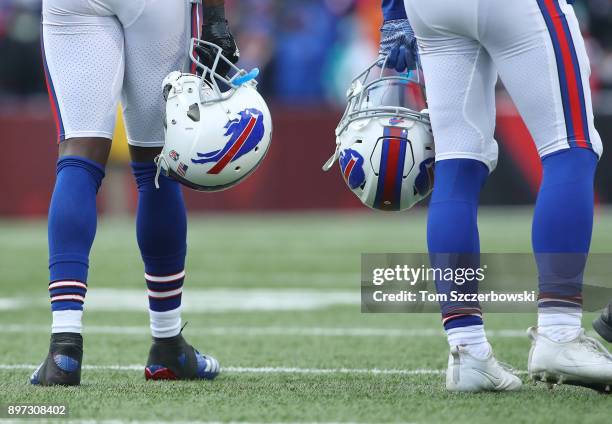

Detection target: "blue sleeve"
[382, 0, 407, 21]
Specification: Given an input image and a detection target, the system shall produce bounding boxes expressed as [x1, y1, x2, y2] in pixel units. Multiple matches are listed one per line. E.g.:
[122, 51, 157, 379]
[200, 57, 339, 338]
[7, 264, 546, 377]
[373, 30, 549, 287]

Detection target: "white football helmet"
[155, 39, 272, 191]
[324, 59, 435, 211]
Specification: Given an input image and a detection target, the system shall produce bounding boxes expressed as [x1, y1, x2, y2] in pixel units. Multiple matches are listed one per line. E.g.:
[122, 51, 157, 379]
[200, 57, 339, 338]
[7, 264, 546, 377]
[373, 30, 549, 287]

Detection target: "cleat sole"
[530, 368, 611, 394]
[145, 366, 177, 381]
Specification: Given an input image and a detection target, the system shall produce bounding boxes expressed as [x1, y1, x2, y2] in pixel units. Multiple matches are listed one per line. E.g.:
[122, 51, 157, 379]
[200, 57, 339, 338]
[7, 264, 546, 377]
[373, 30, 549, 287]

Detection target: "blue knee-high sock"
[131, 162, 187, 338]
[48, 156, 105, 333]
[533, 149, 597, 326]
[427, 159, 489, 335]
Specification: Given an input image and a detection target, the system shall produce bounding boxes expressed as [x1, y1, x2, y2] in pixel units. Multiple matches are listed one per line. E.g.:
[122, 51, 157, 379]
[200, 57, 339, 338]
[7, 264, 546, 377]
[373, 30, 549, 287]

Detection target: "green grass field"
[0, 208, 611, 424]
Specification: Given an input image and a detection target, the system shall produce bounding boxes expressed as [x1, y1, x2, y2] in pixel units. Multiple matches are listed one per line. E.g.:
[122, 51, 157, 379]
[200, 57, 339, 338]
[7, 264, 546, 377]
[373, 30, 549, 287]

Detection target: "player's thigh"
[483, 0, 602, 158]
[121, 0, 192, 147]
[42, 0, 124, 143]
[406, 2, 499, 171]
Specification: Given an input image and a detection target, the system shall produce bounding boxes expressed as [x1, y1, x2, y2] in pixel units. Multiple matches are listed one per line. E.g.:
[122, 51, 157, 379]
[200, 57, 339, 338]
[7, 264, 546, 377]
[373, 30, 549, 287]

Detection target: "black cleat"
[144, 333, 219, 381]
[30, 333, 83, 386]
[593, 301, 612, 343]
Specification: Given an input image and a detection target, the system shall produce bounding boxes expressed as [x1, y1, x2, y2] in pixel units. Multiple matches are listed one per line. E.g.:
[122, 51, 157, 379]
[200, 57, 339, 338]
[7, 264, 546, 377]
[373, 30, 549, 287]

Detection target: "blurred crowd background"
[0, 0, 611, 215]
[3, 0, 612, 105]
[2, 0, 383, 104]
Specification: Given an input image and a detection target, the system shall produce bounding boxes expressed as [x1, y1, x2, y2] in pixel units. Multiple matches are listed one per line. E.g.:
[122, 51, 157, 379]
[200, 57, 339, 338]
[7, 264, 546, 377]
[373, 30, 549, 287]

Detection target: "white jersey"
[42, 0, 199, 146]
[404, 0, 602, 171]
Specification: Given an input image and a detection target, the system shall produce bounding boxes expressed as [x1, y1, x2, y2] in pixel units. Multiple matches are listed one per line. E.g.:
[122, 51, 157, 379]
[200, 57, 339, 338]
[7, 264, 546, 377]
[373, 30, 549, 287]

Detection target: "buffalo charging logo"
[414, 157, 435, 196]
[339, 148, 366, 190]
[192, 108, 265, 174]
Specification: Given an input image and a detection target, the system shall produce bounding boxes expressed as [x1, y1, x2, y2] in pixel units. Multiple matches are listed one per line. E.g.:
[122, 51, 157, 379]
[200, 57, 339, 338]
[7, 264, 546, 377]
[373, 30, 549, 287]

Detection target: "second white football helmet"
[324, 59, 435, 211]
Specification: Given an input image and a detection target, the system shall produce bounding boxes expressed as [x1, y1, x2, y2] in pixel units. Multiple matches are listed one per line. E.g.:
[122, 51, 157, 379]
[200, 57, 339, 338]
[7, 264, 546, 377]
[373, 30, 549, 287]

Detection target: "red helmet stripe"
[207, 116, 257, 175]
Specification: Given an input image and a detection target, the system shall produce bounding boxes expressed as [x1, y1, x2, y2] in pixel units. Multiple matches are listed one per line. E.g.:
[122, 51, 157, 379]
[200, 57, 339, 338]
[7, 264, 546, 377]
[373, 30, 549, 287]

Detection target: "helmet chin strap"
[322, 138, 341, 172]
[153, 154, 167, 189]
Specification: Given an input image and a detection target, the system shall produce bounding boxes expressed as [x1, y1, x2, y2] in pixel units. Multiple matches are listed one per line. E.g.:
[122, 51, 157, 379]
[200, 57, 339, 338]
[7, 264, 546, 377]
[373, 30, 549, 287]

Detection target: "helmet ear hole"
[254, 146, 259, 152]
[187, 103, 200, 122]
[235, 166, 242, 172]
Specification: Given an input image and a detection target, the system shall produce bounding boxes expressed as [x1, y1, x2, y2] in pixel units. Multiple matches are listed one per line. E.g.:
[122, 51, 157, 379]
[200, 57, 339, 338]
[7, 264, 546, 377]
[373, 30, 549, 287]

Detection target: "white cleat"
[446, 345, 522, 392]
[527, 326, 612, 394]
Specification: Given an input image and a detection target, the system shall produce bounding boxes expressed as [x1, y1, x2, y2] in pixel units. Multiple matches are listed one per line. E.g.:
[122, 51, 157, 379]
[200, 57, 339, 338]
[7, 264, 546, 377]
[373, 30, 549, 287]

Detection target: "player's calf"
[33, 153, 106, 386]
[131, 161, 219, 381]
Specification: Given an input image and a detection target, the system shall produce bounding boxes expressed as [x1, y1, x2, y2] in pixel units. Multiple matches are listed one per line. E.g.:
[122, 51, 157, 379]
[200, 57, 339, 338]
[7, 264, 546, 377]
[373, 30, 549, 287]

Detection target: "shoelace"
[579, 331, 612, 360]
[497, 361, 518, 374]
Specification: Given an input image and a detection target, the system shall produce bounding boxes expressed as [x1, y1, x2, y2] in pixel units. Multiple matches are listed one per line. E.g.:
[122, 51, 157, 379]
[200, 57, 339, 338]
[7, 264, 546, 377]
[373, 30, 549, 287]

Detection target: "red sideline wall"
[0, 105, 359, 216]
[2, 102, 610, 217]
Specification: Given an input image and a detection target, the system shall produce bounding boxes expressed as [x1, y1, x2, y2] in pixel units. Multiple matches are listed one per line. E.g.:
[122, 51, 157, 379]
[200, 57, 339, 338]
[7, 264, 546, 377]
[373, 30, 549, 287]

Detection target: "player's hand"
[196, 20, 240, 77]
[379, 19, 418, 72]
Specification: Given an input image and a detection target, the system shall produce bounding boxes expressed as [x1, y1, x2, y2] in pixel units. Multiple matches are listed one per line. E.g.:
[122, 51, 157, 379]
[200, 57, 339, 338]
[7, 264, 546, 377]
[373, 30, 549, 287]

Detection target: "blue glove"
[379, 19, 418, 72]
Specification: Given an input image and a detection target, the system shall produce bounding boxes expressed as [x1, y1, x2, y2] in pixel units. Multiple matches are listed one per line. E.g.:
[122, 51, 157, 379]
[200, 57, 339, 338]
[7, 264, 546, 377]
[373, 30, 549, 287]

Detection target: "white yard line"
[0, 420, 408, 424]
[171, 271, 361, 284]
[0, 363, 441, 375]
[0, 363, 527, 375]
[0, 289, 359, 312]
[0, 324, 529, 338]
